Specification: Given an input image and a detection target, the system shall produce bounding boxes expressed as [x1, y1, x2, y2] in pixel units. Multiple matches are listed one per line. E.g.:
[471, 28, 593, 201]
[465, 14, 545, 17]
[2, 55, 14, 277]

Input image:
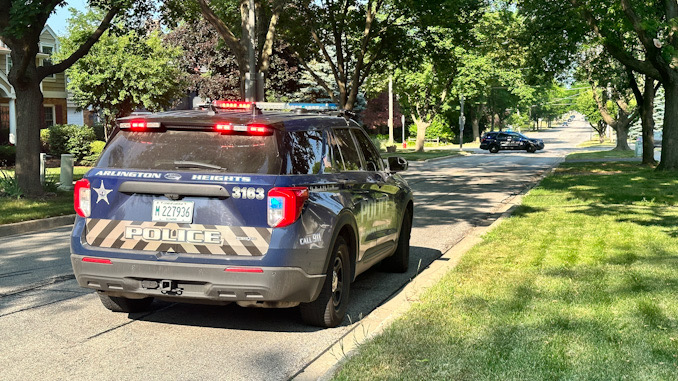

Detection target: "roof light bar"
[213, 100, 253, 110]
[256, 102, 338, 111]
[119, 120, 161, 130]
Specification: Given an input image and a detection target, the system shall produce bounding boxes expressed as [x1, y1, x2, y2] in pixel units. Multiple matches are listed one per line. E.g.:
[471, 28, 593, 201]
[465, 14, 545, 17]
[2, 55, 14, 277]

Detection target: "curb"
[292, 157, 563, 381]
[0, 214, 75, 237]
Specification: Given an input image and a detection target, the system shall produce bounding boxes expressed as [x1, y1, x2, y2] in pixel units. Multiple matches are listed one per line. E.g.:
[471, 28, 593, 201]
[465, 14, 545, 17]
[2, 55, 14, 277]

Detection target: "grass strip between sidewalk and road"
[566, 150, 638, 161]
[334, 162, 678, 380]
[0, 192, 73, 225]
[383, 149, 469, 162]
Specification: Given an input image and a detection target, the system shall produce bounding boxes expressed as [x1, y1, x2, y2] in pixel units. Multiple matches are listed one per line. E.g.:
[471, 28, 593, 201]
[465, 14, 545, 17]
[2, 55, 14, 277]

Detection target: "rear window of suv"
[97, 130, 283, 174]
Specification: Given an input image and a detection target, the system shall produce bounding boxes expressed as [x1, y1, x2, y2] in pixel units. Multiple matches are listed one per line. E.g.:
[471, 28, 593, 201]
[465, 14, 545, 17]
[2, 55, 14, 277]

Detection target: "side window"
[352, 129, 383, 172]
[332, 128, 363, 171]
[498, 133, 509, 140]
[284, 130, 324, 175]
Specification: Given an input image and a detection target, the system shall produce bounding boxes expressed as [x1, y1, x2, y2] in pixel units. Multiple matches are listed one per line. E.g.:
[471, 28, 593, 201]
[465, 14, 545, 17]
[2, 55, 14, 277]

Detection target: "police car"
[480, 131, 545, 153]
[70, 101, 414, 328]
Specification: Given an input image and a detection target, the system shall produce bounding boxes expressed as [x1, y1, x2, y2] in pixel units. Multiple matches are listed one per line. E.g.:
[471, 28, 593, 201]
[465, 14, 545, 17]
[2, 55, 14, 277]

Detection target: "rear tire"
[98, 293, 154, 313]
[489, 144, 499, 153]
[300, 236, 351, 328]
[382, 209, 412, 273]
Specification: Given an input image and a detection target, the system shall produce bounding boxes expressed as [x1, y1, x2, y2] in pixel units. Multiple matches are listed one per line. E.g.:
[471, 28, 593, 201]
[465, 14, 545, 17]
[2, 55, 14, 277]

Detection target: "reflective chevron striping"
[84, 219, 273, 256]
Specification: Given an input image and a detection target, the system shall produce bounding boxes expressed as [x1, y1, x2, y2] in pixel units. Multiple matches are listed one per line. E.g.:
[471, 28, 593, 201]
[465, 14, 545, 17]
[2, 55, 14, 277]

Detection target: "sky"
[47, 0, 89, 37]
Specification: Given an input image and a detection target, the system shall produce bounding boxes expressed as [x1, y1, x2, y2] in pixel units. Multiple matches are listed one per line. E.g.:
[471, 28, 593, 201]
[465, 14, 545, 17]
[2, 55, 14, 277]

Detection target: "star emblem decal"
[93, 181, 112, 205]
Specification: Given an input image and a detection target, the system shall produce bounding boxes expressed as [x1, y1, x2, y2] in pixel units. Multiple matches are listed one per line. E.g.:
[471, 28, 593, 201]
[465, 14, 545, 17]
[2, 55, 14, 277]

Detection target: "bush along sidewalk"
[334, 162, 678, 380]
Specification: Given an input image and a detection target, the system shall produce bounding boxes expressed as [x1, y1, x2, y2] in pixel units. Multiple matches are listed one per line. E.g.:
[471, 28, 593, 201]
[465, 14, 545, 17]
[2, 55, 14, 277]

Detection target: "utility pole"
[246, 0, 257, 102]
[401, 114, 406, 148]
[388, 75, 394, 145]
[459, 95, 465, 150]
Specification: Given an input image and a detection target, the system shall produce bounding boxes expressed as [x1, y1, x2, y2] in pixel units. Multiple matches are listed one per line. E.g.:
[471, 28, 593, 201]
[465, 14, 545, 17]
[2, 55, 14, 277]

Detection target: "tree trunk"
[658, 81, 678, 170]
[414, 119, 430, 153]
[613, 125, 631, 151]
[12, 78, 44, 197]
[472, 117, 480, 142]
[640, 78, 656, 165]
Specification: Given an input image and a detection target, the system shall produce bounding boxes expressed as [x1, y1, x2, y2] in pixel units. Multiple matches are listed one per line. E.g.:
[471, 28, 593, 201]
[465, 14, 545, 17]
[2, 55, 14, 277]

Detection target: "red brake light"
[82, 257, 112, 264]
[215, 123, 234, 132]
[119, 120, 161, 131]
[247, 123, 273, 136]
[213, 100, 253, 110]
[74, 179, 91, 217]
[267, 187, 309, 228]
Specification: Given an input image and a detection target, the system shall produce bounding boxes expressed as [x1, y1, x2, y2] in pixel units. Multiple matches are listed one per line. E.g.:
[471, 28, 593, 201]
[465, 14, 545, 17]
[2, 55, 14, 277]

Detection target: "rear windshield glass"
[97, 130, 282, 174]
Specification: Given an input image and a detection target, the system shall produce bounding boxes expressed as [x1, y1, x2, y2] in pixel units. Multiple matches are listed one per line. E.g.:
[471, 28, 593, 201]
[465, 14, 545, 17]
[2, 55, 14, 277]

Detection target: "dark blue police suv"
[480, 131, 545, 153]
[70, 101, 413, 327]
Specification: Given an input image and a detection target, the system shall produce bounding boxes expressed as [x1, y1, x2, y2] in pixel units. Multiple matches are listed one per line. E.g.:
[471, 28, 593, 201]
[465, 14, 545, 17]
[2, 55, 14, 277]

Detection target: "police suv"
[70, 101, 413, 328]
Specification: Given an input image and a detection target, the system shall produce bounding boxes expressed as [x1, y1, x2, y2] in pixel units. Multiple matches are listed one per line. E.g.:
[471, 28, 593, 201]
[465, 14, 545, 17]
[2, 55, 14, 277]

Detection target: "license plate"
[152, 200, 194, 223]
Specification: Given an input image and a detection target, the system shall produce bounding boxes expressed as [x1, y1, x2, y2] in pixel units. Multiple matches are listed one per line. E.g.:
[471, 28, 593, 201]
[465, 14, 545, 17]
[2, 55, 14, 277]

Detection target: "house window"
[6, 56, 11, 74]
[44, 106, 55, 128]
[41, 45, 55, 78]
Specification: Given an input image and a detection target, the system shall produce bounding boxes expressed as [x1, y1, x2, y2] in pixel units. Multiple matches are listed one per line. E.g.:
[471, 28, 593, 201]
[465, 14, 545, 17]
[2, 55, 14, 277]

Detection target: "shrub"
[67, 126, 97, 161]
[0, 145, 16, 167]
[407, 116, 455, 143]
[40, 129, 50, 152]
[47, 124, 71, 156]
[82, 140, 106, 166]
[0, 170, 22, 199]
[47, 124, 97, 161]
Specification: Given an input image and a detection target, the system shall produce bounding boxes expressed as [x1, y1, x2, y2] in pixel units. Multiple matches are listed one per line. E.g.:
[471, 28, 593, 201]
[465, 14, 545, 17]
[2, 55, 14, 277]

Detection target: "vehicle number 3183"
[232, 187, 265, 200]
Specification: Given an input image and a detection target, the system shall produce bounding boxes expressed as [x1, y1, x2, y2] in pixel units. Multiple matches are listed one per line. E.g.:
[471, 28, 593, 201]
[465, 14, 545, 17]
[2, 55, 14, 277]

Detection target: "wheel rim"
[331, 255, 344, 309]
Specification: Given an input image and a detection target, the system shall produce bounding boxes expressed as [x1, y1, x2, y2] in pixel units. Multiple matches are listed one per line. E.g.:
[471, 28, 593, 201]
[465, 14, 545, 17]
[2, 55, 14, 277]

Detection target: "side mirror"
[387, 156, 408, 172]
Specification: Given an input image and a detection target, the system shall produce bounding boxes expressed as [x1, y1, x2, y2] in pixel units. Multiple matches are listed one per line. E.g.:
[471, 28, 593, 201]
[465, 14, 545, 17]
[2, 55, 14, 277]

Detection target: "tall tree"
[629, 71, 660, 165]
[283, 0, 482, 111]
[164, 18, 302, 102]
[164, 0, 285, 99]
[60, 9, 186, 138]
[565, 0, 677, 170]
[0, 0, 148, 195]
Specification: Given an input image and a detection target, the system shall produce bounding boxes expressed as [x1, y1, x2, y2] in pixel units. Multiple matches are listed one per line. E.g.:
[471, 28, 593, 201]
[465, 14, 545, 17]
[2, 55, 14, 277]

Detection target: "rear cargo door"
[83, 129, 281, 258]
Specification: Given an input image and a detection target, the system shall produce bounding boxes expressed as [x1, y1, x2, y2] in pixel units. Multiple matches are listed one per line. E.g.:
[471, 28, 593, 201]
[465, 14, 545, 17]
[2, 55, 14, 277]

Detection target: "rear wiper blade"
[173, 161, 223, 170]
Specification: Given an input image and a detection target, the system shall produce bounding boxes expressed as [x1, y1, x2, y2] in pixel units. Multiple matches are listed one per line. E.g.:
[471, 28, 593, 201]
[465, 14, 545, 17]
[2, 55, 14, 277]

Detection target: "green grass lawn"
[567, 149, 638, 161]
[0, 167, 90, 224]
[577, 138, 618, 148]
[0, 166, 91, 181]
[335, 162, 678, 380]
[0, 191, 73, 224]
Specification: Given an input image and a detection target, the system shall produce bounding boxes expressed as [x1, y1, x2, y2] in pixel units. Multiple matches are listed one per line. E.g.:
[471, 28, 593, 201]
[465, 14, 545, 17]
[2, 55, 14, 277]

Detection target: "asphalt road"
[0, 121, 591, 380]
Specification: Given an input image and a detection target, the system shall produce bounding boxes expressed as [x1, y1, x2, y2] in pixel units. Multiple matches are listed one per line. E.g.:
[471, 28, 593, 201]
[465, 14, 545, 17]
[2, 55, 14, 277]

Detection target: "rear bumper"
[71, 254, 325, 303]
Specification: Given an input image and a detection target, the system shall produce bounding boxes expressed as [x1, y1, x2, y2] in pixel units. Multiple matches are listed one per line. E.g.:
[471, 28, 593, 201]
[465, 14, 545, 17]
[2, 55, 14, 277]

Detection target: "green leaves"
[59, 9, 186, 131]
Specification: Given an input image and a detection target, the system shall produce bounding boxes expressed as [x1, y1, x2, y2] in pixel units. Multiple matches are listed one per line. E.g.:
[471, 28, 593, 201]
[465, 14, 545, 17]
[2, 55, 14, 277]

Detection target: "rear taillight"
[247, 123, 273, 136]
[267, 187, 309, 228]
[74, 179, 91, 218]
[82, 257, 112, 264]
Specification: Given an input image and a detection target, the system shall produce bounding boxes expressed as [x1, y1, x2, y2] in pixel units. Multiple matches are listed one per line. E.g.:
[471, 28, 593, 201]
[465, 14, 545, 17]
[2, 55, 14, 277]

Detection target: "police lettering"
[95, 170, 162, 179]
[191, 175, 252, 182]
[125, 226, 222, 245]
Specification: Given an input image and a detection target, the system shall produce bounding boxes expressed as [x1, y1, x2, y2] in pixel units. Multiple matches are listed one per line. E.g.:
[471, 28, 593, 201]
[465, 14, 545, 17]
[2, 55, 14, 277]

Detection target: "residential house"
[0, 25, 69, 145]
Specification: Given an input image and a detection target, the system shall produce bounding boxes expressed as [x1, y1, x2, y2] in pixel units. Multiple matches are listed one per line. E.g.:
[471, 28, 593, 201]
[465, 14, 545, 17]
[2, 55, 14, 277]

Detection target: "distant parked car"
[480, 131, 545, 153]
